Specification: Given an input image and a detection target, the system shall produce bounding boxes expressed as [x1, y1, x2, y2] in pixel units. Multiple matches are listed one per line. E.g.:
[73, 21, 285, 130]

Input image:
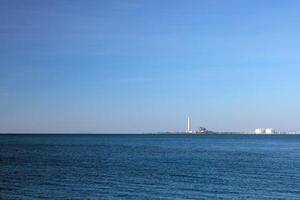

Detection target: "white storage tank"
[265, 128, 275, 134]
[255, 128, 265, 134]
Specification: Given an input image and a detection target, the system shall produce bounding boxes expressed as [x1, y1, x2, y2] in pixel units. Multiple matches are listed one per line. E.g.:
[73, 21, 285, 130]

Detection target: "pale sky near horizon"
[1, 0, 300, 133]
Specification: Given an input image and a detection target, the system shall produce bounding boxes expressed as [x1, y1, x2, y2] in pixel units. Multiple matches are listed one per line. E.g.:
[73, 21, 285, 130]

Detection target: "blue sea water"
[1, 134, 300, 200]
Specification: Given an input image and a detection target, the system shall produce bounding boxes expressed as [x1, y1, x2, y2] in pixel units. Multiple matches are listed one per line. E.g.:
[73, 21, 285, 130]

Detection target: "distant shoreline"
[1, 132, 300, 135]
[151, 132, 300, 135]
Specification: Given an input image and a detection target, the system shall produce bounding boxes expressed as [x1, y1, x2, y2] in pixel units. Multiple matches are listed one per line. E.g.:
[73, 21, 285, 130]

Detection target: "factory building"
[255, 128, 276, 134]
[265, 128, 276, 134]
[255, 128, 265, 134]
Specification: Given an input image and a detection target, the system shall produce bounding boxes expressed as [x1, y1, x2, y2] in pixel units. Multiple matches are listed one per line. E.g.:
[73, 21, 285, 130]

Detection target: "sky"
[1, 0, 300, 133]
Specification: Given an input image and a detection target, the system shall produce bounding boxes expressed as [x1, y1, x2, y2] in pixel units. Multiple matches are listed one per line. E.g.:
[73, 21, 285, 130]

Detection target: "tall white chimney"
[187, 117, 192, 133]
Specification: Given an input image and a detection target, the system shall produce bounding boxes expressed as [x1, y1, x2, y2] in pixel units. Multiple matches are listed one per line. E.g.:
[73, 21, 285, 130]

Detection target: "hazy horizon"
[1, 0, 300, 133]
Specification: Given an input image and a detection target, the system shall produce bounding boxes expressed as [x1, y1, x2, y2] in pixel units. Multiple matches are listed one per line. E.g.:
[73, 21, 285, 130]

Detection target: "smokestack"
[187, 117, 192, 133]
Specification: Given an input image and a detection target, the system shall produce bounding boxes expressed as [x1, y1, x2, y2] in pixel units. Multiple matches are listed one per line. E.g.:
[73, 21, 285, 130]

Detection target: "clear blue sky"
[1, 0, 300, 133]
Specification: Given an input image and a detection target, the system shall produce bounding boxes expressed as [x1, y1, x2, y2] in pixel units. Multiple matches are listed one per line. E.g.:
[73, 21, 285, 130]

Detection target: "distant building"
[255, 128, 265, 134]
[196, 127, 208, 134]
[265, 128, 275, 134]
[255, 128, 276, 134]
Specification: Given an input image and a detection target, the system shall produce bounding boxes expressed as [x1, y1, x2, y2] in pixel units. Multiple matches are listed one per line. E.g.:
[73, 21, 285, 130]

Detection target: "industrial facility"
[185, 117, 210, 134]
[254, 128, 276, 134]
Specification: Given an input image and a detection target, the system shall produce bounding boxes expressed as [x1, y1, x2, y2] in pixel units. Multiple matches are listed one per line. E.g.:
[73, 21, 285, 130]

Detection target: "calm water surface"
[1, 134, 300, 199]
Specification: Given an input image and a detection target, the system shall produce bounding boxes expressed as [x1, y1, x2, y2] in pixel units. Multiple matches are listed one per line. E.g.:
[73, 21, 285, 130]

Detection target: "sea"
[1, 134, 300, 199]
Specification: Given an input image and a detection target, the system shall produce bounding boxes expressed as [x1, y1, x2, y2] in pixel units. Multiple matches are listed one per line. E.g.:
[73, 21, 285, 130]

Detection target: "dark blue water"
[1, 134, 300, 199]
